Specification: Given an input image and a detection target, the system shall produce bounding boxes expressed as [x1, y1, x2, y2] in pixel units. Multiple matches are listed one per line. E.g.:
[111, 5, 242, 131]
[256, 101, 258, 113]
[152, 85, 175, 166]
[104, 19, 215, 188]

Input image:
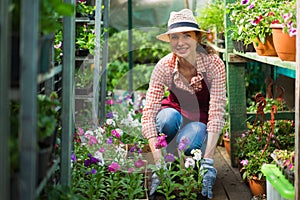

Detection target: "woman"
[141, 9, 226, 199]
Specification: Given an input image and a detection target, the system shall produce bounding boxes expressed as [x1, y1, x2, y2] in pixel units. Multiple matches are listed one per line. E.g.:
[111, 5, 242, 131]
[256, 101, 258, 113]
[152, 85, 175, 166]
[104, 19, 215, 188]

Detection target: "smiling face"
[169, 31, 198, 61]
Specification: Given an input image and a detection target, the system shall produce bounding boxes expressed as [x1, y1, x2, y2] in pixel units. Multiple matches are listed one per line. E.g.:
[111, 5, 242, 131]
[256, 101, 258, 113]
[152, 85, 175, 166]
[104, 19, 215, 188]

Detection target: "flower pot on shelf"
[248, 177, 266, 196]
[222, 136, 230, 156]
[253, 35, 277, 56]
[271, 24, 296, 62]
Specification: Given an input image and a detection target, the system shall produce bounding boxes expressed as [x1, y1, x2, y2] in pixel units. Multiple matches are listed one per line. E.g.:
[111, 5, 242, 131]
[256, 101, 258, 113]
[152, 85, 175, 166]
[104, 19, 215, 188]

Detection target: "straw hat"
[156, 9, 202, 42]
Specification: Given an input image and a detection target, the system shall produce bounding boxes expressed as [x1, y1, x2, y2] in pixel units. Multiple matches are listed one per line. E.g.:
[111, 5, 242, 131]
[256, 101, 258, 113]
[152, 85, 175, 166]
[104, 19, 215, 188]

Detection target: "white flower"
[106, 118, 116, 126]
[191, 149, 202, 161]
[85, 130, 94, 136]
[185, 157, 195, 169]
[94, 151, 104, 166]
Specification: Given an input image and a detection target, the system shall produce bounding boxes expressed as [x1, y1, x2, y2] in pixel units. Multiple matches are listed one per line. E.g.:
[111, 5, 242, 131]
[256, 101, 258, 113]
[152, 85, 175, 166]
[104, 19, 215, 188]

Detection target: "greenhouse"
[1, 0, 299, 199]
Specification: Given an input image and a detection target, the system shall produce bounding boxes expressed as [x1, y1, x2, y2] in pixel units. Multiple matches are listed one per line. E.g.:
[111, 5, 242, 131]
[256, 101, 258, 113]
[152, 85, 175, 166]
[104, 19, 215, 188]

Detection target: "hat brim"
[156, 27, 206, 42]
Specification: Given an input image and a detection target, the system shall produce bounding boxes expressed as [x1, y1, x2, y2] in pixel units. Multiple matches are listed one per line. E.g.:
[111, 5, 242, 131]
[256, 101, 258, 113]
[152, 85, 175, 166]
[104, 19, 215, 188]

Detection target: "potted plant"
[271, 149, 295, 185]
[75, 0, 96, 19]
[221, 121, 230, 156]
[75, 24, 96, 56]
[226, 0, 282, 56]
[196, 0, 225, 44]
[240, 151, 268, 196]
[269, 0, 296, 61]
[235, 94, 294, 196]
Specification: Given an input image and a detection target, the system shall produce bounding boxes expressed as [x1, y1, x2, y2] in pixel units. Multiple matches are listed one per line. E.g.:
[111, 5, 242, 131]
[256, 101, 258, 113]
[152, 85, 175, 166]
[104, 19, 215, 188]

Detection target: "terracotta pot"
[223, 137, 230, 156]
[248, 177, 266, 196]
[271, 24, 296, 61]
[253, 35, 277, 56]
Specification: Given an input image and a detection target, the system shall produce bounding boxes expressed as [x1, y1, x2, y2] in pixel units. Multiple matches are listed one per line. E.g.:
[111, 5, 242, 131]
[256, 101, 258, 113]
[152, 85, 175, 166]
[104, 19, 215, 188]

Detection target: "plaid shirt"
[141, 52, 226, 140]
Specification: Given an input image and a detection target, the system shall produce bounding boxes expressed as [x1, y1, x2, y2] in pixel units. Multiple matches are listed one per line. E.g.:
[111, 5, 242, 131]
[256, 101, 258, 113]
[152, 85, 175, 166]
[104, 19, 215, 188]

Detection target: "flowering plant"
[71, 125, 148, 199]
[226, 0, 287, 45]
[105, 91, 147, 145]
[235, 95, 294, 181]
[152, 135, 205, 199]
[269, 0, 296, 36]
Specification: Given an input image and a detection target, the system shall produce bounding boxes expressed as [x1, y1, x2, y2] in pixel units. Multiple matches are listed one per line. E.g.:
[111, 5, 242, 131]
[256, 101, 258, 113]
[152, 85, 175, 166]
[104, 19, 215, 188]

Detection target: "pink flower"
[108, 162, 121, 172]
[240, 159, 248, 166]
[155, 134, 168, 149]
[134, 159, 145, 168]
[99, 147, 105, 153]
[111, 129, 120, 138]
[248, 3, 254, 9]
[128, 167, 135, 173]
[106, 99, 114, 105]
[88, 135, 98, 145]
[77, 127, 85, 136]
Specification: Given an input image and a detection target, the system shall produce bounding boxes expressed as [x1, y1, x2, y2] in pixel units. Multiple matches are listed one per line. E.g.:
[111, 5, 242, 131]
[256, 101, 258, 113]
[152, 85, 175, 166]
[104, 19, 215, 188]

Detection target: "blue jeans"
[155, 108, 207, 156]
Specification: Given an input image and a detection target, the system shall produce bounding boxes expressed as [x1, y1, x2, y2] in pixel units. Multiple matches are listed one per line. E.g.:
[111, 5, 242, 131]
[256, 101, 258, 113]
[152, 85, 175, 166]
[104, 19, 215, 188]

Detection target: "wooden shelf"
[232, 50, 296, 71]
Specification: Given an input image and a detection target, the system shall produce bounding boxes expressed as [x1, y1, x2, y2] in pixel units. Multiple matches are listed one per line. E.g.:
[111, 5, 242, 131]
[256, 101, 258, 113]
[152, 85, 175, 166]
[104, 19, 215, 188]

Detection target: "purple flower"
[90, 157, 100, 164]
[240, 159, 248, 166]
[137, 148, 142, 154]
[84, 154, 101, 167]
[71, 153, 77, 162]
[240, 0, 249, 5]
[178, 136, 190, 151]
[106, 112, 114, 119]
[164, 153, 175, 163]
[130, 146, 136, 153]
[86, 168, 97, 175]
[108, 162, 121, 172]
[289, 27, 297, 37]
[84, 159, 92, 167]
[107, 136, 113, 144]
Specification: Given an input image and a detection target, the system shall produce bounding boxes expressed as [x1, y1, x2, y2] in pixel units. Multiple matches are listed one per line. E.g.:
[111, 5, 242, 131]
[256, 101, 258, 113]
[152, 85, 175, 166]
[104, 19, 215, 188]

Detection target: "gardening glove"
[149, 171, 161, 196]
[201, 158, 217, 199]
[149, 162, 167, 196]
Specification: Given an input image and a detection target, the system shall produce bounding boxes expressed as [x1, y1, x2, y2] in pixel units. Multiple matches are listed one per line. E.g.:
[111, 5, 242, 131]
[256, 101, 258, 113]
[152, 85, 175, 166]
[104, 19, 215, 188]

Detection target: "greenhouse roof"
[110, 0, 185, 30]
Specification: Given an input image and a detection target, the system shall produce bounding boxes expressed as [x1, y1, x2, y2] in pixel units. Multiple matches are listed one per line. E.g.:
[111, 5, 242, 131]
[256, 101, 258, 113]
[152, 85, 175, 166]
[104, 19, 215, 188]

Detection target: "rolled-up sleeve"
[142, 57, 171, 140]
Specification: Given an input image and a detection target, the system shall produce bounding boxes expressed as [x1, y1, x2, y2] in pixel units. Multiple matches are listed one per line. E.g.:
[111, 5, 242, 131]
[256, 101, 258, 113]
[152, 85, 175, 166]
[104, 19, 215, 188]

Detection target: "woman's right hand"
[148, 137, 163, 165]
